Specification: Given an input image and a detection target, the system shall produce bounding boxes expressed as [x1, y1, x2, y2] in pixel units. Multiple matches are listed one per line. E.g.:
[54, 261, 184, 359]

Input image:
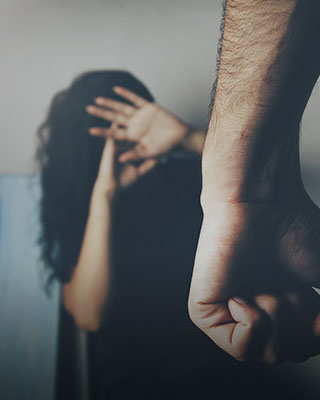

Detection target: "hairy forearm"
[63, 184, 113, 331]
[202, 0, 320, 204]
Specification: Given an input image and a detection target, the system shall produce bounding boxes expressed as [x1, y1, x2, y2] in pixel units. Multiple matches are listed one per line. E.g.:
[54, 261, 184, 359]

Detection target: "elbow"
[62, 285, 102, 332]
[66, 304, 102, 332]
[73, 314, 101, 332]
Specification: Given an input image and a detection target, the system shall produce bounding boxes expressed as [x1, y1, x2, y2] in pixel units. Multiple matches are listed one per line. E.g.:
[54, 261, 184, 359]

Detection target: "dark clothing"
[88, 158, 303, 400]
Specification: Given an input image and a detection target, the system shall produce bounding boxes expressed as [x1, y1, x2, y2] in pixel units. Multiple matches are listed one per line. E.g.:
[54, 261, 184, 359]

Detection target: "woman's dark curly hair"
[36, 70, 154, 288]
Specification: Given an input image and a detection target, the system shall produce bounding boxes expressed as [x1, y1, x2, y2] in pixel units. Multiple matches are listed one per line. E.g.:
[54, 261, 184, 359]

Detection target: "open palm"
[86, 86, 188, 162]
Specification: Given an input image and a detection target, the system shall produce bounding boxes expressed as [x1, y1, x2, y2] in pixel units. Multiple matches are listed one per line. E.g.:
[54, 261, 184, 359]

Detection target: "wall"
[0, 0, 320, 397]
[0, 176, 60, 400]
[0, 1, 319, 186]
[0, 0, 221, 173]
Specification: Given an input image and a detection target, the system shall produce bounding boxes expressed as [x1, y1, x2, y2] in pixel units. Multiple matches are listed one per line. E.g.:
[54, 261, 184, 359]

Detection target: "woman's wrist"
[181, 127, 205, 154]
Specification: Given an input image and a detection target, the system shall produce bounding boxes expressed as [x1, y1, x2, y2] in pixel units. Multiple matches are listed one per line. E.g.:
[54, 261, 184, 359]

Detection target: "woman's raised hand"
[86, 86, 189, 162]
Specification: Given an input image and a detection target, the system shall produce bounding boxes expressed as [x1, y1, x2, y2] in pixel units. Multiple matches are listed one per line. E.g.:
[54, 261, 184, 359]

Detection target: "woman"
[37, 70, 223, 399]
[36, 70, 204, 328]
[37, 70, 319, 399]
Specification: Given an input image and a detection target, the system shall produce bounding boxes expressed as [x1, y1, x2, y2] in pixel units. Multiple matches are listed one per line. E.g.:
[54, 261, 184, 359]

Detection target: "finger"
[254, 294, 281, 364]
[254, 294, 279, 317]
[226, 298, 270, 361]
[97, 137, 116, 180]
[311, 289, 320, 338]
[113, 86, 148, 108]
[94, 97, 135, 116]
[314, 313, 320, 337]
[90, 127, 128, 140]
[136, 158, 157, 176]
[283, 289, 320, 360]
[119, 159, 157, 188]
[192, 298, 267, 362]
[283, 289, 318, 332]
[118, 144, 150, 163]
[118, 164, 137, 188]
[89, 127, 114, 137]
[86, 105, 129, 126]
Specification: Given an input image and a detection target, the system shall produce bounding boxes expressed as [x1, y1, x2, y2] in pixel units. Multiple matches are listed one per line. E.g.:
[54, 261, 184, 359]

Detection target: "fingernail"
[232, 297, 247, 304]
[95, 97, 103, 104]
[86, 105, 93, 112]
[113, 86, 120, 92]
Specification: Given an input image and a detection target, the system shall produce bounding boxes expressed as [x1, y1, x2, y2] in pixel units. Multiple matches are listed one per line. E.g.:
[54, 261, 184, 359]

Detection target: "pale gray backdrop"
[0, 0, 320, 398]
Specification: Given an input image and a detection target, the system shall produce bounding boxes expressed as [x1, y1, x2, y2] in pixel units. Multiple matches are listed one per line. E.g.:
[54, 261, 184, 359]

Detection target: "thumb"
[119, 143, 151, 163]
[227, 298, 269, 360]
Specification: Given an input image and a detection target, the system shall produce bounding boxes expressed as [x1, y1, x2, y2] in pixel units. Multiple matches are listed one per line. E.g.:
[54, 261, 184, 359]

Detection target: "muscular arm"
[202, 0, 320, 205]
[188, 0, 320, 363]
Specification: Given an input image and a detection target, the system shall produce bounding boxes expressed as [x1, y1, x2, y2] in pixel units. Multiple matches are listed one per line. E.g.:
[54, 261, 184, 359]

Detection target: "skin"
[64, 92, 205, 331]
[85, 22, 320, 363]
[86, 86, 205, 158]
[188, 0, 320, 363]
[84, 2, 320, 364]
[63, 134, 156, 331]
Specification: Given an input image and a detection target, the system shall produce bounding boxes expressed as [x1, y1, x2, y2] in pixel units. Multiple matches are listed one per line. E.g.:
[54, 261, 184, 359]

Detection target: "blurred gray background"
[0, 0, 319, 399]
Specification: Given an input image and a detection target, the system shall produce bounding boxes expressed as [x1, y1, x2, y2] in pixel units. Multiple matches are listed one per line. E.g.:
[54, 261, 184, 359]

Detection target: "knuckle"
[263, 352, 282, 365]
[187, 297, 207, 327]
[233, 349, 247, 362]
[137, 142, 149, 155]
[284, 292, 299, 305]
[255, 294, 279, 315]
[187, 301, 199, 325]
[188, 309, 198, 326]
[126, 131, 136, 141]
[247, 312, 261, 330]
[104, 111, 111, 119]
[265, 357, 278, 366]
[261, 346, 278, 365]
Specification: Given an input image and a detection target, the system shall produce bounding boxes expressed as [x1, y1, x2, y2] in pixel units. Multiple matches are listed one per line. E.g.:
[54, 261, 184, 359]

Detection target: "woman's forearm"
[202, 0, 320, 205]
[63, 184, 113, 332]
